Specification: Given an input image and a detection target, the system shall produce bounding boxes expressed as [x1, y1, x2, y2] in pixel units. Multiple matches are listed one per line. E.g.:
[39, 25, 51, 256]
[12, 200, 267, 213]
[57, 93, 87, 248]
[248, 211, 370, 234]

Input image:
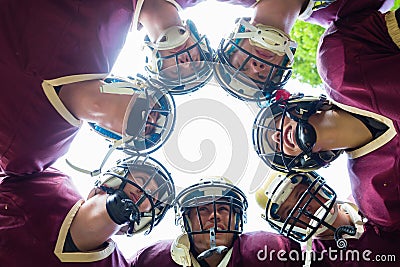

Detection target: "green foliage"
[393, 0, 400, 10]
[290, 1, 399, 88]
[291, 20, 325, 88]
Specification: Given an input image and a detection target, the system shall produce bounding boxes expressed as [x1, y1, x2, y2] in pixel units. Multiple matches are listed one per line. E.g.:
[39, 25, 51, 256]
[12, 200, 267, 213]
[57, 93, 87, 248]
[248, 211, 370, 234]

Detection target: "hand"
[106, 189, 141, 225]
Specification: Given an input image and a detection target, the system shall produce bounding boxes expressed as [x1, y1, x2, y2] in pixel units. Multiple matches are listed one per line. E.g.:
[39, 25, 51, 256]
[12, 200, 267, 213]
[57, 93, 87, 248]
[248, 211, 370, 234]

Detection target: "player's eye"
[218, 205, 229, 212]
[198, 206, 208, 212]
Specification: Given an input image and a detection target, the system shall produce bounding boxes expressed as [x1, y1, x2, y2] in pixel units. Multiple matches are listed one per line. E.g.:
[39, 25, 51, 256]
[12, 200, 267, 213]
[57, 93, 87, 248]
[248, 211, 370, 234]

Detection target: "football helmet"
[255, 171, 356, 248]
[143, 20, 214, 95]
[174, 177, 248, 260]
[95, 155, 175, 236]
[252, 93, 343, 172]
[89, 75, 176, 155]
[214, 18, 297, 102]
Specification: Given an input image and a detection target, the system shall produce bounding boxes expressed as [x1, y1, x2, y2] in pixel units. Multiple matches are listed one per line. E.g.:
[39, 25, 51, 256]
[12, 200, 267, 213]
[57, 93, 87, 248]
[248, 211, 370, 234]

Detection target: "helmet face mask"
[88, 75, 176, 155]
[262, 172, 337, 242]
[174, 177, 248, 239]
[122, 78, 176, 154]
[214, 18, 296, 102]
[97, 155, 175, 235]
[252, 94, 343, 172]
[144, 20, 214, 95]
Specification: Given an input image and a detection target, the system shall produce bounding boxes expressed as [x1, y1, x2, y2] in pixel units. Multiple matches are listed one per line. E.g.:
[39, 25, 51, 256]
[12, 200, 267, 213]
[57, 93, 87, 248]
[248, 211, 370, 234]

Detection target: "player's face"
[275, 182, 338, 237]
[123, 170, 159, 213]
[276, 184, 352, 237]
[276, 183, 323, 225]
[267, 114, 302, 156]
[189, 203, 235, 253]
[230, 39, 284, 85]
[158, 38, 203, 80]
[144, 102, 161, 136]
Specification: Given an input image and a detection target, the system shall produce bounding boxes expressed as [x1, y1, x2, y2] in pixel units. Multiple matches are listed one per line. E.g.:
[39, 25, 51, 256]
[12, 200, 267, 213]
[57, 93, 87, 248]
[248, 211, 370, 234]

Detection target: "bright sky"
[54, 1, 352, 259]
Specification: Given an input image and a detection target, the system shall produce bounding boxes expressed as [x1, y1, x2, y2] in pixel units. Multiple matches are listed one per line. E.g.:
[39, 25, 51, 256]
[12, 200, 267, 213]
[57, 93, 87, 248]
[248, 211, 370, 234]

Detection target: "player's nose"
[208, 210, 221, 222]
[249, 60, 268, 76]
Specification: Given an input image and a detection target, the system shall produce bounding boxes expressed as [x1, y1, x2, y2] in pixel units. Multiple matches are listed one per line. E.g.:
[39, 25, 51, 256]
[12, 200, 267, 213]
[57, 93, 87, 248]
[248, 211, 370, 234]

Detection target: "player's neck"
[309, 109, 373, 152]
[317, 204, 355, 239]
[252, 0, 306, 33]
[139, 0, 182, 42]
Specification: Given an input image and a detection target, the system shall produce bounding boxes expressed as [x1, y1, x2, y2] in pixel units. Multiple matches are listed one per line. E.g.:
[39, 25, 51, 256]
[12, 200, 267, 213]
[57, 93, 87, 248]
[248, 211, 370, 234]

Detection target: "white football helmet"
[95, 155, 175, 236]
[174, 177, 247, 260]
[252, 93, 343, 172]
[143, 20, 214, 95]
[65, 75, 176, 177]
[215, 18, 297, 102]
[89, 74, 176, 155]
[256, 171, 357, 248]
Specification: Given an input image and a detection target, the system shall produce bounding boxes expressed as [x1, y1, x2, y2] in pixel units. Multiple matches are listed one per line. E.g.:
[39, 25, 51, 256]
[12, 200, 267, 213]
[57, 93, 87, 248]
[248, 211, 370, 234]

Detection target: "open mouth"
[129, 192, 141, 203]
[282, 123, 296, 149]
[216, 225, 226, 231]
[205, 224, 226, 231]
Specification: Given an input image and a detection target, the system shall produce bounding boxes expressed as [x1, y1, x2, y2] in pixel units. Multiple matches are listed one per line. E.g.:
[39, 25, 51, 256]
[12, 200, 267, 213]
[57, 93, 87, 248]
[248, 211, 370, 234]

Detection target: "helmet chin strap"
[197, 228, 228, 261]
[66, 138, 124, 176]
[333, 202, 359, 249]
[308, 200, 339, 236]
[303, 202, 338, 267]
[311, 201, 357, 249]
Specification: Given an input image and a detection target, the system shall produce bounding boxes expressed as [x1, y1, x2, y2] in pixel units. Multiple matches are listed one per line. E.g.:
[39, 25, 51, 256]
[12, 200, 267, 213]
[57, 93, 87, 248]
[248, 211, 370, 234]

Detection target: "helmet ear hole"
[159, 35, 168, 43]
[125, 98, 148, 137]
[296, 122, 317, 152]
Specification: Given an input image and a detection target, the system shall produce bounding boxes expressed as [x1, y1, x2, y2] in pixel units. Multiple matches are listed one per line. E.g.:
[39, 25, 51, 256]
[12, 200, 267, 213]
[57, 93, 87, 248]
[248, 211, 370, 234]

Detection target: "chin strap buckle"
[197, 227, 228, 261]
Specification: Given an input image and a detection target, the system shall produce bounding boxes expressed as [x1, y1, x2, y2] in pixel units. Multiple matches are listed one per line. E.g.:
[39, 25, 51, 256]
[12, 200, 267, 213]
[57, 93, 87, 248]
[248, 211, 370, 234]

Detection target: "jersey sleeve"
[306, 0, 393, 28]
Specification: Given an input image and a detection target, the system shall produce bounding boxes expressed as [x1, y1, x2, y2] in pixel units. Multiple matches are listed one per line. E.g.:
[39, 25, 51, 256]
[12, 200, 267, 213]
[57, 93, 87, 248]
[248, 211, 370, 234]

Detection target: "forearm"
[139, 0, 182, 41]
[69, 193, 120, 252]
[58, 80, 103, 121]
[59, 79, 130, 134]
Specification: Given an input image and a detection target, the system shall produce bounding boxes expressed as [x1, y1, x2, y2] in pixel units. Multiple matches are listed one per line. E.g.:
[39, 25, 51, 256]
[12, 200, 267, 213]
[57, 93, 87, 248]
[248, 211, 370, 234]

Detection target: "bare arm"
[138, 0, 182, 41]
[69, 190, 121, 251]
[59, 80, 131, 134]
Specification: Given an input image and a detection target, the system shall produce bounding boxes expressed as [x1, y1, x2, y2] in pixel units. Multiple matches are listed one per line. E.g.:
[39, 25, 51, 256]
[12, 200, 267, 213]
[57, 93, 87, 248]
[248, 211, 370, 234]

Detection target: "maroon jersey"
[130, 231, 302, 266]
[215, 0, 256, 7]
[0, 168, 130, 266]
[0, 0, 256, 176]
[0, 0, 136, 175]
[306, 0, 400, 231]
[311, 223, 400, 267]
[305, 0, 393, 28]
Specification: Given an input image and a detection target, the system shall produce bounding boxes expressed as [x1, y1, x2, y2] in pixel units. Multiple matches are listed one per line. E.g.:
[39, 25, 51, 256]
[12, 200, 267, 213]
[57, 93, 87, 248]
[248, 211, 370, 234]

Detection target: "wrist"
[106, 190, 140, 225]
